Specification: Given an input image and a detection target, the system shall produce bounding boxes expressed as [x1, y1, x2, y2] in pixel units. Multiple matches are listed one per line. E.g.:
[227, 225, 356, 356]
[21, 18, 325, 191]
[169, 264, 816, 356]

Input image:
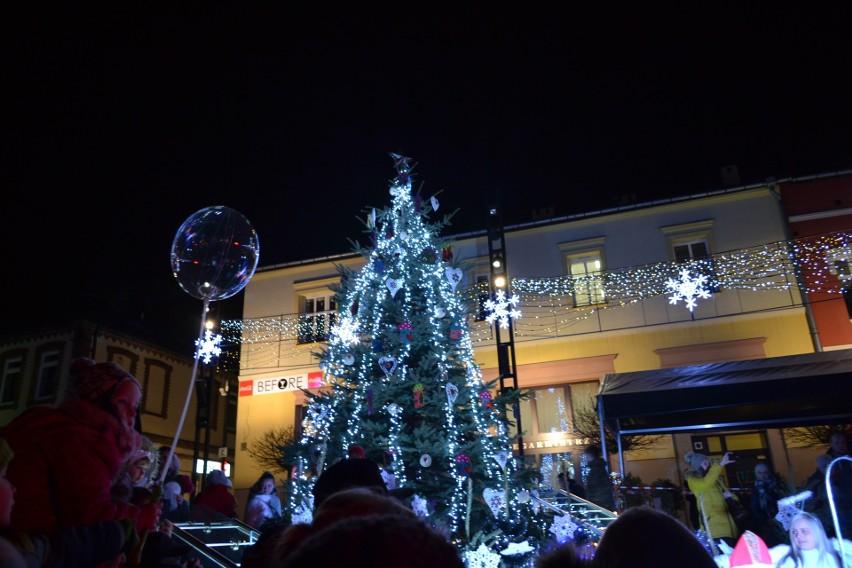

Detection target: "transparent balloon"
[170, 205, 260, 301]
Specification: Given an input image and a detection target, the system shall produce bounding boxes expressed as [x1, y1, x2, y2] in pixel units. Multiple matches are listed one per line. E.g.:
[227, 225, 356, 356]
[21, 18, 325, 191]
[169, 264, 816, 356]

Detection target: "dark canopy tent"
[596, 349, 852, 468]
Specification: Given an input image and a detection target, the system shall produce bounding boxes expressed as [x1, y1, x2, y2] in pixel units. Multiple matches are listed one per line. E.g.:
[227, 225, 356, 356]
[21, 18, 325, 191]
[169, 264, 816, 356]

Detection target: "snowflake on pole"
[665, 268, 712, 312]
[195, 329, 223, 363]
[484, 289, 522, 328]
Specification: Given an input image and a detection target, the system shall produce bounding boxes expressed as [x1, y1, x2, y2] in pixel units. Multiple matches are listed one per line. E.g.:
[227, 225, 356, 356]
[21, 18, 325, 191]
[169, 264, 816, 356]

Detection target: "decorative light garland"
[219, 231, 851, 369]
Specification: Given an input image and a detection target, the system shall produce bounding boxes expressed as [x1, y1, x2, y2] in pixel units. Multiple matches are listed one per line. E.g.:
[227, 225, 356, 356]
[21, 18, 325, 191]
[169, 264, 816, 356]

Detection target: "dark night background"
[3, 5, 851, 350]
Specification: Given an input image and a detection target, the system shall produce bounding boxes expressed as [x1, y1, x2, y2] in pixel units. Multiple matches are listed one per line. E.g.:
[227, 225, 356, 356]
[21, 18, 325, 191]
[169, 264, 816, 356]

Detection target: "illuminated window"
[558, 237, 607, 308]
[569, 255, 606, 307]
[298, 293, 337, 344]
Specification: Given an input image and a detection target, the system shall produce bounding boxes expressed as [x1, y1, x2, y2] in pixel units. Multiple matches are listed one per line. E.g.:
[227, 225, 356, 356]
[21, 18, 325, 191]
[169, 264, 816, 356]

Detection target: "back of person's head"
[535, 542, 591, 568]
[591, 506, 716, 568]
[66, 358, 141, 407]
[280, 513, 464, 568]
[272, 487, 416, 564]
[312, 487, 414, 531]
[816, 453, 832, 474]
[208, 469, 232, 488]
[828, 431, 849, 456]
[311, 458, 390, 510]
[584, 445, 602, 458]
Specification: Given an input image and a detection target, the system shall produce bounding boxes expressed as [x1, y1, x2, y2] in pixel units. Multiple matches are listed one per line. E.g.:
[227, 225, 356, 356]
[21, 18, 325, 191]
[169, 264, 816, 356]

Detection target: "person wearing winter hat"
[685, 450, 740, 555]
[192, 469, 237, 520]
[245, 471, 284, 529]
[311, 454, 416, 512]
[2, 358, 161, 547]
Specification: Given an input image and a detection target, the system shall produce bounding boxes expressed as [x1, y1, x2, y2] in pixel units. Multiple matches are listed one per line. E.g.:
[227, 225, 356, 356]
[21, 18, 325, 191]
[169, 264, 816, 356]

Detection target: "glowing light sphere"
[171, 205, 260, 301]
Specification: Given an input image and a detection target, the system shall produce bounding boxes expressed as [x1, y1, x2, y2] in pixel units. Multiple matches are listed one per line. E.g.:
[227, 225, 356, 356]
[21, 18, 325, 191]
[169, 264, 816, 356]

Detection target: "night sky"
[3, 5, 851, 347]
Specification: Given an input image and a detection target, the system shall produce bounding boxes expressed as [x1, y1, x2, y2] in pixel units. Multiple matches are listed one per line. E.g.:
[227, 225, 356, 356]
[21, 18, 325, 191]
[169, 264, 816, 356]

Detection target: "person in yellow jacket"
[684, 450, 740, 554]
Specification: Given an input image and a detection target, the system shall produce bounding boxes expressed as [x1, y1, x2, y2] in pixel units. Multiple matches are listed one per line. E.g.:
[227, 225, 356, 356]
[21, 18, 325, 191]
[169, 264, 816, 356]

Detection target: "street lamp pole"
[488, 207, 523, 457]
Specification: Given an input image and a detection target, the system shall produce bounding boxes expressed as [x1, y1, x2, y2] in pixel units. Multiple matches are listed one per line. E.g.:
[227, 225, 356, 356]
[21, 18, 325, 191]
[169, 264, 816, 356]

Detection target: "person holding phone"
[684, 450, 740, 553]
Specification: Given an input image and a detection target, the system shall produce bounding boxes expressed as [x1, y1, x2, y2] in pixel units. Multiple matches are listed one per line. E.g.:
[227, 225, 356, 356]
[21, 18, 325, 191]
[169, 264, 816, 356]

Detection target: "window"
[663, 220, 719, 293]
[510, 380, 601, 439]
[673, 240, 710, 262]
[558, 237, 607, 308]
[298, 293, 337, 344]
[34, 348, 62, 403]
[0, 353, 24, 407]
[142, 360, 171, 417]
[475, 274, 490, 321]
[569, 255, 606, 307]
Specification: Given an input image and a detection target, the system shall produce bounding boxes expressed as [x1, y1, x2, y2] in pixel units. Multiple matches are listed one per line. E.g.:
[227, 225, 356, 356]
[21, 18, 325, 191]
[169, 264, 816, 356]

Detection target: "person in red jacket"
[192, 469, 237, 521]
[3, 358, 161, 543]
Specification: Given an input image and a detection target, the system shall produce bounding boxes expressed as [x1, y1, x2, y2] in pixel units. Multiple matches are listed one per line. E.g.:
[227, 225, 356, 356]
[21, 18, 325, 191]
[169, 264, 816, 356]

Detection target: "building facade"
[0, 319, 237, 491]
[233, 177, 852, 506]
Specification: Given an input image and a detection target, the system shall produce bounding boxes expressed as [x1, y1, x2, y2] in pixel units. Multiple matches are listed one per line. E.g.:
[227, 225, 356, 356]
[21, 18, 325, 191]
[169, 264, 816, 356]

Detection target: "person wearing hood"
[684, 450, 740, 554]
[192, 469, 237, 521]
[2, 358, 161, 542]
[245, 471, 283, 529]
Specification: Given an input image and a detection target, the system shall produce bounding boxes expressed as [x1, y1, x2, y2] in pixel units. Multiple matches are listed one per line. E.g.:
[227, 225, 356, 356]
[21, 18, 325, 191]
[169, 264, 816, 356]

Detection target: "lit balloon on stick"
[170, 205, 260, 300]
[159, 205, 260, 488]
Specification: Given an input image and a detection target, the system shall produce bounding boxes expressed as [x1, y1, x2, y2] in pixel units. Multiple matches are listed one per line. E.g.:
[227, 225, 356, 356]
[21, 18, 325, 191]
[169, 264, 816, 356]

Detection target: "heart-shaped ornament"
[419, 454, 432, 468]
[378, 356, 398, 378]
[434, 306, 446, 318]
[342, 354, 354, 365]
[493, 450, 509, 471]
[482, 487, 506, 518]
[446, 382, 459, 405]
[385, 277, 401, 297]
[445, 267, 462, 290]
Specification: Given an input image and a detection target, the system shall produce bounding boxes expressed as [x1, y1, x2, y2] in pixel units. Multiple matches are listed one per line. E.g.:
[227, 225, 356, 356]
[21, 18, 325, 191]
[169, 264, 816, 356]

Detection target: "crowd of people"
[0, 356, 849, 567]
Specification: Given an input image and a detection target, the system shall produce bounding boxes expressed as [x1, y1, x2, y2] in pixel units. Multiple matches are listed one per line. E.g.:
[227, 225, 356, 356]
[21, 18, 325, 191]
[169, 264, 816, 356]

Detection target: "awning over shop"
[597, 349, 852, 438]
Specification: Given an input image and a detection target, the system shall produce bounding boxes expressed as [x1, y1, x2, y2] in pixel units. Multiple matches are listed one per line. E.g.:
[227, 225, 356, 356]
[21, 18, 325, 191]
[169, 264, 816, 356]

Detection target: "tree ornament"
[398, 321, 413, 344]
[493, 450, 508, 471]
[479, 390, 493, 409]
[419, 454, 432, 467]
[386, 403, 401, 417]
[420, 247, 438, 263]
[431, 195, 439, 211]
[350, 300, 359, 316]
[342, 353, 355, 365]
[466, 544, 501, 568]
[446, 383, 459, 405]
[483, 487, 506, 518]
[413, 383, 424, 408]
[449, 317, 463, 340]
[385, 277, 401, 297]
[445, 267, 462, 290]
[442, 244, 453, 262]
[455, 453, 471, 477]
[378, 356, 398, 378]
[435, 306, 446, 318]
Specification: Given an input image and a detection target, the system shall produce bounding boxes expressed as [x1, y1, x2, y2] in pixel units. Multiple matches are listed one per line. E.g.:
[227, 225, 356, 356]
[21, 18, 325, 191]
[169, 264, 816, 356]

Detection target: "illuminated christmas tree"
[280, 153, 552, 564]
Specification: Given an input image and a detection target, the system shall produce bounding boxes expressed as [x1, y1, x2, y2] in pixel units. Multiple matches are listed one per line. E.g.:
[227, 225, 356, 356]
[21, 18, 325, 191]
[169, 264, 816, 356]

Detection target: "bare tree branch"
[246, 426, 295, 475]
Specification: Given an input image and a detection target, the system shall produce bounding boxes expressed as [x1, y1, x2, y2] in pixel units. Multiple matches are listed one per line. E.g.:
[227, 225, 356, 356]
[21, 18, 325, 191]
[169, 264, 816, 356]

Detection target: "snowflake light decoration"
[484, 289, 522, 328]
[330, 316, 360, 345]
[466, 544, 501, 568]
[195, 330, 223, 364]
[665, 268, 712, 312]
[549, 514, 579, 544]
[411, 494, 429, 517]
[291, 502, 313, 525]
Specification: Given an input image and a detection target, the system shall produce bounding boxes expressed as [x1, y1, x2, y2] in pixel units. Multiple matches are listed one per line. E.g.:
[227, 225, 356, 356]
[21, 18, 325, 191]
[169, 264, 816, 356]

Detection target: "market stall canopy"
[597, 349, 852, 436]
